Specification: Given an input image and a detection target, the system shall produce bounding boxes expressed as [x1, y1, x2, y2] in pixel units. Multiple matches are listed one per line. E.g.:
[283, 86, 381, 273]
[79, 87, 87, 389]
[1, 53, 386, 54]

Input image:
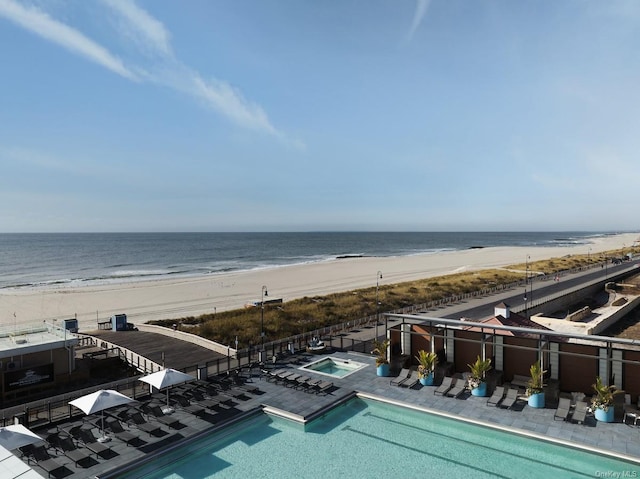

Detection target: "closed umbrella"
[0, 424, 42, 450]
[69, 389, 136, 442]
[139, 368, 195, 414]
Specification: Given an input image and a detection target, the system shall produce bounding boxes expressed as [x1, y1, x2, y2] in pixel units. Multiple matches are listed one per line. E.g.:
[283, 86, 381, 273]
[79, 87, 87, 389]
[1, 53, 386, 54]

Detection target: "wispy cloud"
[0, 0, 137, 80]
[101, 0, 172, 57]
[0, 0, 300, 147]
[101, 1, 300, 146]
[406, 0, 431, 42]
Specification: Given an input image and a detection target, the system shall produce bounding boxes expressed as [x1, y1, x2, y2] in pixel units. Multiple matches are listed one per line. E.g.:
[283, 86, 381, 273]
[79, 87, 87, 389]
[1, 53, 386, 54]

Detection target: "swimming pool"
[111, 397, 639, 478]
[299, 356, 368, 378]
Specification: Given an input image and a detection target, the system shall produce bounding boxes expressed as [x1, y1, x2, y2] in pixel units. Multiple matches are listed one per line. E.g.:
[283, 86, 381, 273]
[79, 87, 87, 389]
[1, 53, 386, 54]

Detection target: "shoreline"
[1, 232, 637, 332]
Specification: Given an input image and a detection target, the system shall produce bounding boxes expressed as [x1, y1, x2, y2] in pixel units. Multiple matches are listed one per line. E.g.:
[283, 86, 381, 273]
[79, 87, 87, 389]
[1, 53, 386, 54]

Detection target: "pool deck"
[21, 350, 640, 478]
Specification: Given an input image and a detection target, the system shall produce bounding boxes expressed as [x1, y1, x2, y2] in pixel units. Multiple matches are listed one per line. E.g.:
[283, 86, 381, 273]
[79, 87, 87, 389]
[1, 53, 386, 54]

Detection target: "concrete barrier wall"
[590, 296, 640, 335]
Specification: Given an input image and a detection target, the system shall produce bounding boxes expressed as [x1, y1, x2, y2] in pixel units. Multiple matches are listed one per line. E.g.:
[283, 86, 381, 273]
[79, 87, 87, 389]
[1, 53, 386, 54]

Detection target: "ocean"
[0, 231, 616, 290]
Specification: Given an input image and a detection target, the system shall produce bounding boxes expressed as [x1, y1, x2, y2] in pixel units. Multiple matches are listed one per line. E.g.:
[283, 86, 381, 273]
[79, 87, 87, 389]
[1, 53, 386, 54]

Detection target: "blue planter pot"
[419, 373, 434, 386]
[595, 406, 614, 423]
[471, 382, 487, 397]
[528, 392, 545, 408]
[376, 363, 390, 377]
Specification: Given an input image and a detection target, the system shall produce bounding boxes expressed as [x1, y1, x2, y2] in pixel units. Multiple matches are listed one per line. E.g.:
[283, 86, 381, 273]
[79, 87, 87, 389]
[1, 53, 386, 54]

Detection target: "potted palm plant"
[467, 355, 491, 397]
[591, 376, 622, 422]
[415, 350, 438, 386]
[372, 339, 390, 377]
[526, 362, 546, 408]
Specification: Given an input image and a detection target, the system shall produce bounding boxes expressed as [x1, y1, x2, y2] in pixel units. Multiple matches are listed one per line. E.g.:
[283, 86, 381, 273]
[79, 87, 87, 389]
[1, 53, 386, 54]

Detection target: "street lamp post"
[375, 271, 382, 340]
[261, 285, 268, 351]
[524, 255, 530, 317]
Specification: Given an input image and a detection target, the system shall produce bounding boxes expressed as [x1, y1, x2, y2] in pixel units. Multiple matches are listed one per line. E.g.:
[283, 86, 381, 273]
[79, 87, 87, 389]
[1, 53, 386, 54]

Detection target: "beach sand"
[1, 232, 637, 332]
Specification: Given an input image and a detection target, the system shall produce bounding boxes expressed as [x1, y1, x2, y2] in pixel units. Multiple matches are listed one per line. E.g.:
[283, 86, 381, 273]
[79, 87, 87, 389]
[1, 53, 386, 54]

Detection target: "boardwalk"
[87, 330, 227, 370]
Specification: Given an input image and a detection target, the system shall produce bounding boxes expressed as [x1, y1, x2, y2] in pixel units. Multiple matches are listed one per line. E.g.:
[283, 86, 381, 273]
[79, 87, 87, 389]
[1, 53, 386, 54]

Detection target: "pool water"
[116, 398, 640, 479]
[299, 357, 368, 378]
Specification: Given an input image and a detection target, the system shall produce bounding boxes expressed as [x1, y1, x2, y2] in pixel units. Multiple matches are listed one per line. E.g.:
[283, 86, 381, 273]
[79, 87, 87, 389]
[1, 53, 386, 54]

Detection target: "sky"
[0, 0, 639, 233]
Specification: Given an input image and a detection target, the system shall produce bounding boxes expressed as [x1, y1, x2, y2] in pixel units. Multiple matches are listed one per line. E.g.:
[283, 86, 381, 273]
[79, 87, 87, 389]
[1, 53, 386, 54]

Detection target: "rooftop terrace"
[10, 350, 640, 478]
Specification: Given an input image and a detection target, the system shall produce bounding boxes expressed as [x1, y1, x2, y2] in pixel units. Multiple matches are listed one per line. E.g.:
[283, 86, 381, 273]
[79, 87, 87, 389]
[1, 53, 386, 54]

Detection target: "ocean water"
[0, 231, 613, 290]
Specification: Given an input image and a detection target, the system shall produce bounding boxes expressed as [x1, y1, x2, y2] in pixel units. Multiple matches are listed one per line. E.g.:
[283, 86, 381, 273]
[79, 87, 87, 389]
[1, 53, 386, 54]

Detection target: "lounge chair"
[445, 378, 466, 398]
[571, 400, 589, 424]
[434, 376, 455, 396]
[390, 368, 411, 386]
[56, 435, 94, 467]
[487, 386, 505, 406]
[553, 397, 572, 421]
[73, 427, 115, 459]
[400, 369, 420, 389]
[126, 411, 165, 437]
[499, 388, 519, 409]
[313, 380, 333, 395]
[105, 418, 145, 446]
[283, 373, 302, 387]
[171, 395, 206, 417]
[31, 445, 67, 478]
[147, 405, 185, 429]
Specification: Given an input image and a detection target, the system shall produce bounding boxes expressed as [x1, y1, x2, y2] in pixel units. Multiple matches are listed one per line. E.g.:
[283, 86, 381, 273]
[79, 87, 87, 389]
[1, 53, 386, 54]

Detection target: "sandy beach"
[1, 232, 637, 332]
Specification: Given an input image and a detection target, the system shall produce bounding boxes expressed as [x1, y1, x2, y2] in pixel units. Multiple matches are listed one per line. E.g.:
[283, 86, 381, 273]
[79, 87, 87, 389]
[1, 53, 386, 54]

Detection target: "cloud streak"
[0, 0, 137, 80]
[101, 0, 172, 57]
[0, 0, 300, 146]
[406, 0, 431, 42]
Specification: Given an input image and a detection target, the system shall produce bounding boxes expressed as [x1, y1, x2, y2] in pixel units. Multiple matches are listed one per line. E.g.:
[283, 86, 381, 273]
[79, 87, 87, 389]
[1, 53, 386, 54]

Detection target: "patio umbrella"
[69, 389, 136, 442]
[0, 424, 42, 450]
[139, 368, 195, 414]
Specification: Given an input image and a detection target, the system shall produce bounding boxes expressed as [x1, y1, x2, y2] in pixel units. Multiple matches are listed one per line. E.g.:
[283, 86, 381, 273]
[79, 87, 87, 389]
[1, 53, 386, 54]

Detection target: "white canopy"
[69, 389, 136, 441]
[139, 368, 195, 413]
[0, 425, 42, 450]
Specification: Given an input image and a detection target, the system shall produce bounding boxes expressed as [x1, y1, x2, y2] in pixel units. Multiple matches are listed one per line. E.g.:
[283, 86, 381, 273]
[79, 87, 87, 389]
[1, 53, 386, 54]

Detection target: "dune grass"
[150, 247, 638, 347]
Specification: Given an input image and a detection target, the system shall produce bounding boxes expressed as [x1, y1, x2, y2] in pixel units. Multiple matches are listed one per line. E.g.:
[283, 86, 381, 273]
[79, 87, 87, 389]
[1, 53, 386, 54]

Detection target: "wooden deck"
[86, 330, 227, 370]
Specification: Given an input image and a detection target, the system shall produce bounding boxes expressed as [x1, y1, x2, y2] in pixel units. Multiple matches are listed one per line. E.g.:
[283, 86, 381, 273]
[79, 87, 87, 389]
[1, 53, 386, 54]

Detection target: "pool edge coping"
[357, 391, 640, 467]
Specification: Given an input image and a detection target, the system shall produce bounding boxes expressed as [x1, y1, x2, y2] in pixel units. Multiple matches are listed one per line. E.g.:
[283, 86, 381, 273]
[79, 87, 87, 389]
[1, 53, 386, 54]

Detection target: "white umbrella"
[139, 368, 195, 414]
[0, 424, 42, 450]
[69, 389, 136, 442]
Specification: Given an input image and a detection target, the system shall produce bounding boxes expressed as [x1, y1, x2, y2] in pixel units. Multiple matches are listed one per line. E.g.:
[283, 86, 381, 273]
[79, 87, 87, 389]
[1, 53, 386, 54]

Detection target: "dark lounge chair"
[32, 444, 67, 478]
[72, 427, 115, 459]
[126, 411, 165, 437]
[400, 369, 420, 389]
[56, 436, 93, 467]
[147, 405, 185, 429]
[571, 400, 589, 424]
[487, 386, 505, 406]
[445, 378, 466, 398]
[499, 388, 519, 409]
[313, 380, 334, 395]
[390, 368, 410, 386]
[105, 418, 145, 446]
[171, 395, 206, 417]
[434, 376, 455, 396]
[553, 397, 572, 421]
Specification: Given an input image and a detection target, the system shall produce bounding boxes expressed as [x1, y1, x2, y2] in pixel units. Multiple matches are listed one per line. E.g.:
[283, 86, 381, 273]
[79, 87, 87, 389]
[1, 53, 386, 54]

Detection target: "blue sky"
[0, 1, 639, 233]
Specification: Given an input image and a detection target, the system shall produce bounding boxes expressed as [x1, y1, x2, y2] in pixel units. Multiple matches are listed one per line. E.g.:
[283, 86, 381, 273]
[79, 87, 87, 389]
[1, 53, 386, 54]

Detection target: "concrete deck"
[18, 351, 640, 478]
